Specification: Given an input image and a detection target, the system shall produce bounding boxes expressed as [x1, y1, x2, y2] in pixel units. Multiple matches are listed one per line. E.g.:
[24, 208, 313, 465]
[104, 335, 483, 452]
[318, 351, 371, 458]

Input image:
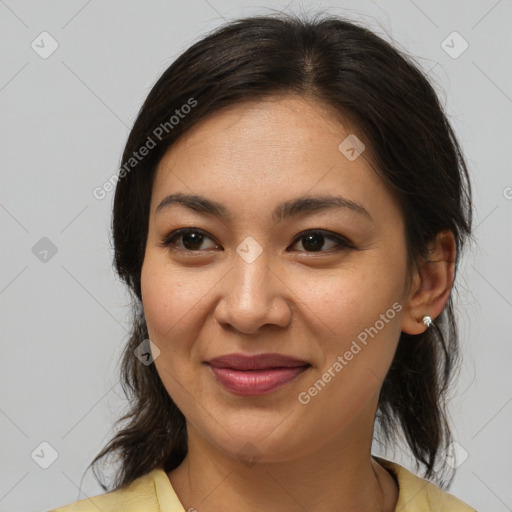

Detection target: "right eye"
[160, 228, 221, 252]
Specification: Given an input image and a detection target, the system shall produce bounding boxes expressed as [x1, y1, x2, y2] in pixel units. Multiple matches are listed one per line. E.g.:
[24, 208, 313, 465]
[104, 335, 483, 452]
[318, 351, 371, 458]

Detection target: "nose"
[213, 247, 292, 334]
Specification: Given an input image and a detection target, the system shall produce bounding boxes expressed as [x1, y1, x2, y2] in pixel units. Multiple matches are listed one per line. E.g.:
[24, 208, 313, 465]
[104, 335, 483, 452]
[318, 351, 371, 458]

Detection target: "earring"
[422, 316, 432, 328]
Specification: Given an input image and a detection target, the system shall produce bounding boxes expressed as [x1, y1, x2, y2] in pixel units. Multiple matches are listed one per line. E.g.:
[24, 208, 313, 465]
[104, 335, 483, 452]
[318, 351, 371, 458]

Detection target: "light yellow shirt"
[49, 458, 477, 511]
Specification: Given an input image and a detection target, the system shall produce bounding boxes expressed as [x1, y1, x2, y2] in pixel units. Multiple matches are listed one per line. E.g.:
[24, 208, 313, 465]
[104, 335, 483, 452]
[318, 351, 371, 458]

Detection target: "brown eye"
[161, 228, 219, 252]
[289, 230, 354, 253]
[160, 228, 354, 254]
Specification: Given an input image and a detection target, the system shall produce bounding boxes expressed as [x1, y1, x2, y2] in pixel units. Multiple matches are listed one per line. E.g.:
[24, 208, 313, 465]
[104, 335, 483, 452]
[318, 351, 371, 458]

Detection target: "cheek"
[140, 256, 212, 341]
[292, 267, 404, 432]
[140, 257, 212, 404]
[294, 255, 407, 414]
[296, 260, 406, 344]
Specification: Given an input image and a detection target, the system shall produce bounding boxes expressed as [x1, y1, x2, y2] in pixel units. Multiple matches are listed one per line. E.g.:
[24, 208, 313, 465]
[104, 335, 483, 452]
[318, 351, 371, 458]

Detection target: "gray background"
[1, 1, 511, 511]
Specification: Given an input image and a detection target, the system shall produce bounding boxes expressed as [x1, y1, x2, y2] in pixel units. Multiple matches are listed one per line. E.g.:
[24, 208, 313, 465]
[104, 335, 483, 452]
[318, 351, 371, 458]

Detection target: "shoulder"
[48, 468, 182, 512]
[376, 457, 477, 511]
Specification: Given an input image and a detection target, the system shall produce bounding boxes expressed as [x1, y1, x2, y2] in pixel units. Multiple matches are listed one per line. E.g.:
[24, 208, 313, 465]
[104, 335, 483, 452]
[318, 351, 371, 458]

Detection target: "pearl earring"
[422, 316, 432, 328]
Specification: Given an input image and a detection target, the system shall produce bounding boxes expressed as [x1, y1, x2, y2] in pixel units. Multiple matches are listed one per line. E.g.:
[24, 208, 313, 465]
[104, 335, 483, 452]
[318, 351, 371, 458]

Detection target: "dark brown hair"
[89, 12, 472, 491]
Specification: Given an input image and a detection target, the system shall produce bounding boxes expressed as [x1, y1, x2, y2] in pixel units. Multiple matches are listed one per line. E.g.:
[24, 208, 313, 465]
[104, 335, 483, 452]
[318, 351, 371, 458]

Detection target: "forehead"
[150, 95, 398, 225]
[159, 95, 359, 162]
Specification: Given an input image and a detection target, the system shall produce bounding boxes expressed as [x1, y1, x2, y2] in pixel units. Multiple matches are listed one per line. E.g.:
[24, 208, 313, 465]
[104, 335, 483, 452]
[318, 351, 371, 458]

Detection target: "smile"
[207, 365, 311, 396]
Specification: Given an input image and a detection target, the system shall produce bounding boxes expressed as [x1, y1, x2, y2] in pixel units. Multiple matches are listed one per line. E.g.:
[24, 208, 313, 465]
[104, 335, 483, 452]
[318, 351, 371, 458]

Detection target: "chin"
[204, 423, 315, 466]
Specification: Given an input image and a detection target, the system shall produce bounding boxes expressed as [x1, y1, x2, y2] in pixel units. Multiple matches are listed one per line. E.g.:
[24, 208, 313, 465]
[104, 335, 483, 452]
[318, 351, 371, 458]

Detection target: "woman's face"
[141, 95, 412, 463]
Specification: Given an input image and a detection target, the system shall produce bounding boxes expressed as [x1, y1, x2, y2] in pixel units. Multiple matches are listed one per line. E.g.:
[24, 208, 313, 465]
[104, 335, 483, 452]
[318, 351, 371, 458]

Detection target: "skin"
[140, 95, 456, 512]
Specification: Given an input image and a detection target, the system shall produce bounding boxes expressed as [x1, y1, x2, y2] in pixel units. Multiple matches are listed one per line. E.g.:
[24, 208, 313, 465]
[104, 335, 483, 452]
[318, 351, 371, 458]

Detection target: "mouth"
[205, 353, 311, 396]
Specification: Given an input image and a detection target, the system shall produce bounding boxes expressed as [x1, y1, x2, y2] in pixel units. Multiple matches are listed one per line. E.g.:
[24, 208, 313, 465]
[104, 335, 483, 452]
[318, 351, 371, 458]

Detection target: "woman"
[51, 12, 476, 511]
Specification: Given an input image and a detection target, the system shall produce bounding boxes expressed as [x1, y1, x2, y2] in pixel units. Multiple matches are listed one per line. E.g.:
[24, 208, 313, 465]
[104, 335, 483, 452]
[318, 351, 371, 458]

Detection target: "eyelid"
[288, 229, 356, 252]
[159, 227, 220, 251]
[159, 227, 356, 253]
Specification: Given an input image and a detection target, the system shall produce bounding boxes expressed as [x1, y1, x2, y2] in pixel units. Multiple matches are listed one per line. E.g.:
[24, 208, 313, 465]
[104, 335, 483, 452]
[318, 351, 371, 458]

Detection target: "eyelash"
[159, 228, 356, 254]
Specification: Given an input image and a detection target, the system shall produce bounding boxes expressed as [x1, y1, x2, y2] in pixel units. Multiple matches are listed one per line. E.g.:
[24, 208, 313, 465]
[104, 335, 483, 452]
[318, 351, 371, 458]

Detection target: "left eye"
[288, 230, 353, 252]
[160, 228, 353, 253]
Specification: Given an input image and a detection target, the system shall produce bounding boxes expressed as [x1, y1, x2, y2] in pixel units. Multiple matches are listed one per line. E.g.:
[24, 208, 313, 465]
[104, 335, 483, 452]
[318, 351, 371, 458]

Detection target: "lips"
[206, 353, 311, 396]
[207, 353, 309, 370]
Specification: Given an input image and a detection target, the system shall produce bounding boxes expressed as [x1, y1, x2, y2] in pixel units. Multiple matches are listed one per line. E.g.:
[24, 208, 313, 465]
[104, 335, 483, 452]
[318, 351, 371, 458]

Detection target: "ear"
[401, 230, 457, 335]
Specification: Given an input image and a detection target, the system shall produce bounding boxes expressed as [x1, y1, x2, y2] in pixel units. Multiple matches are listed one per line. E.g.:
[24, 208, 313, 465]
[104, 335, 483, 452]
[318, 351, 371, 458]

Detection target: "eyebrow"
[156, 192, 373, 223]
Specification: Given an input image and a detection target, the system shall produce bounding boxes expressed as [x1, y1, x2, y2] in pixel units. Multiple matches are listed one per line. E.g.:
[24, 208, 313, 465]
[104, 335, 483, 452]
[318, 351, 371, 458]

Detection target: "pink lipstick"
[206, 353, 310, 396]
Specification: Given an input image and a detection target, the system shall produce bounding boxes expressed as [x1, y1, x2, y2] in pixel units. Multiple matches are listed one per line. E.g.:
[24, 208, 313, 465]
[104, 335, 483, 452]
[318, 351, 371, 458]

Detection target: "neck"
[168, 423, 398, 512]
